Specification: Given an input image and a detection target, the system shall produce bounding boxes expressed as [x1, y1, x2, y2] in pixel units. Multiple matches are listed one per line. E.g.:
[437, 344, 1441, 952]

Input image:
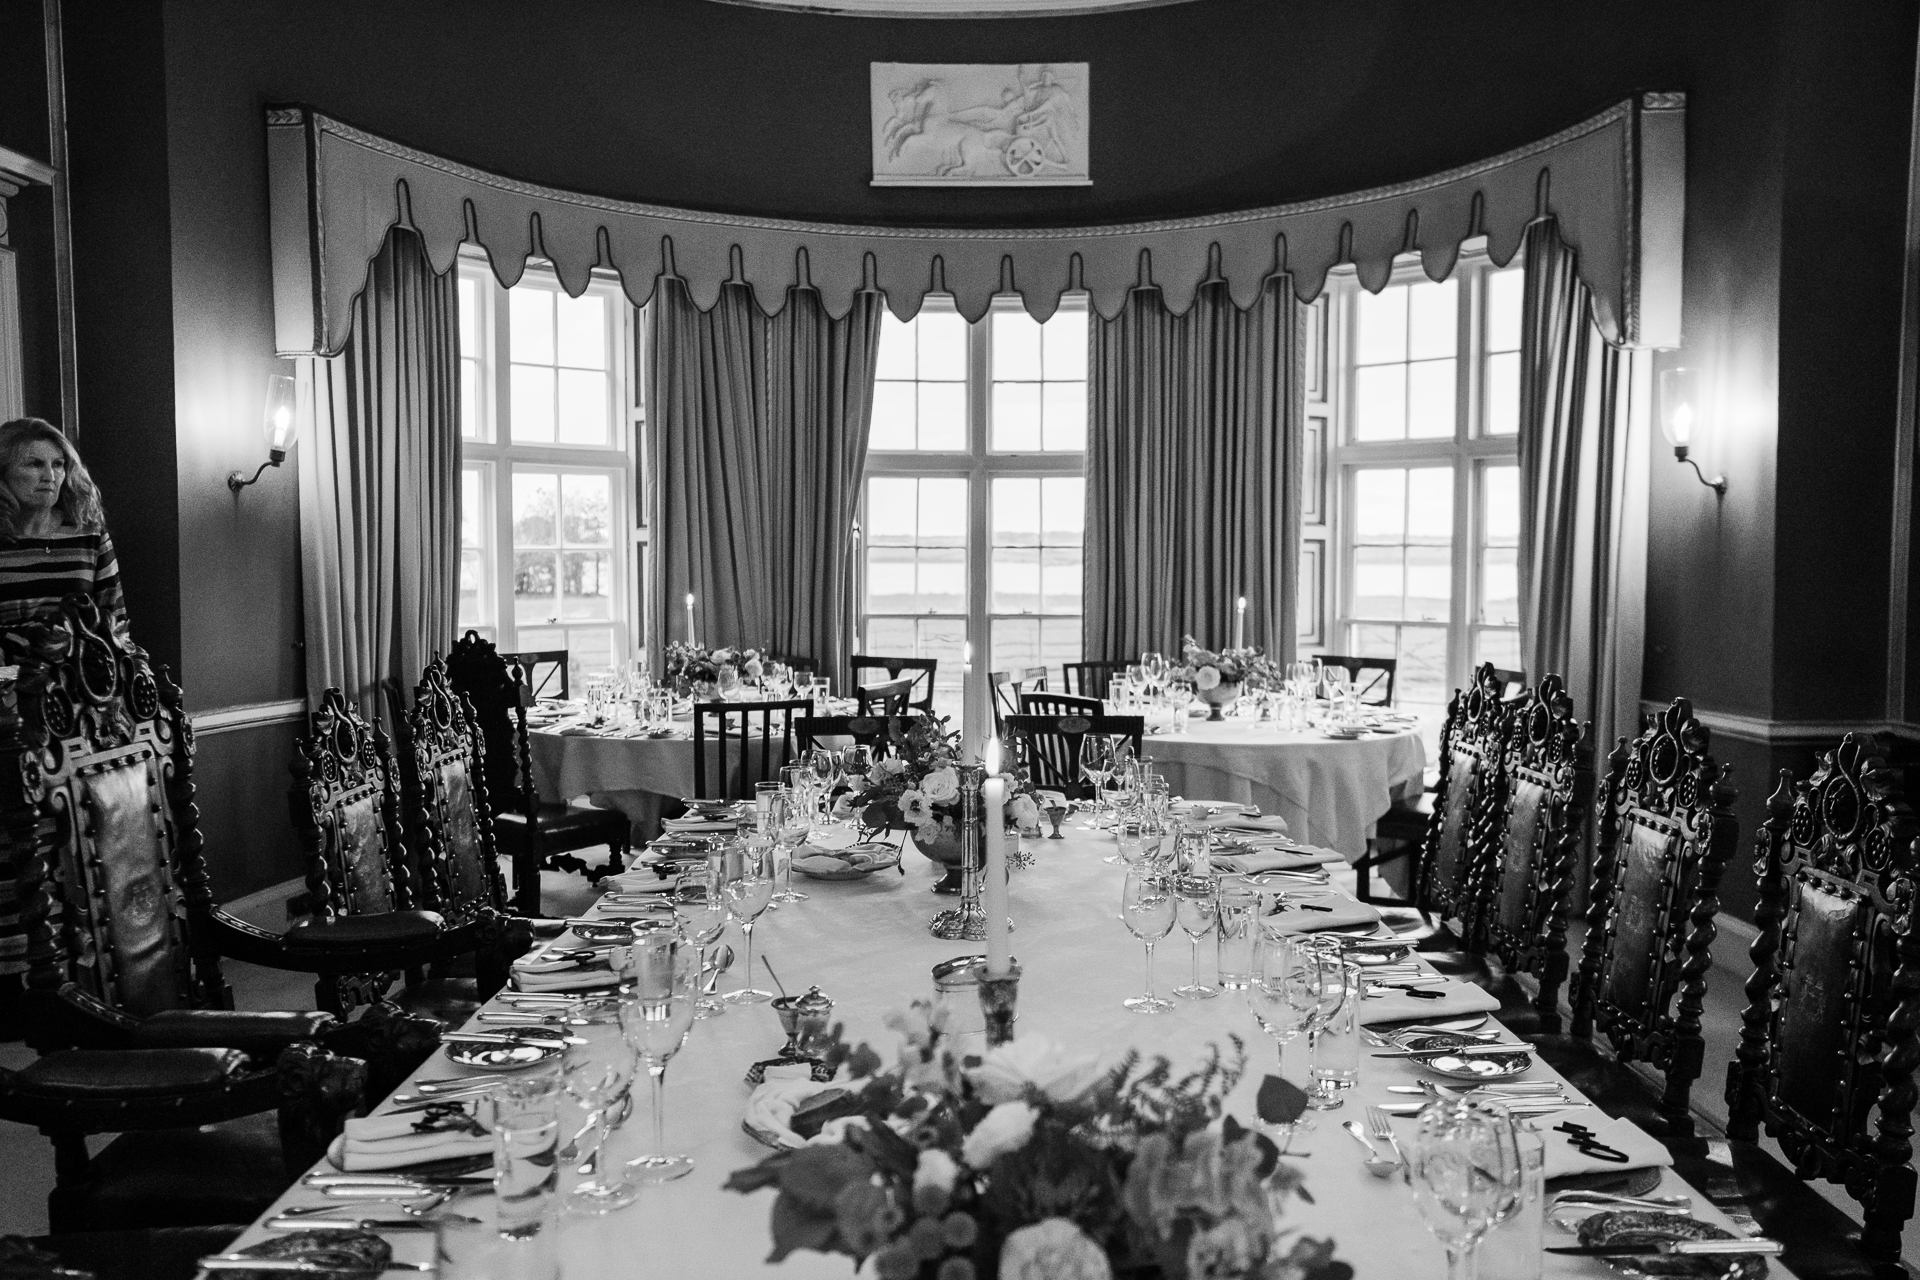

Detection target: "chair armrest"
[129, 1009, 340, 1059]
[0, 1046, 269, 1133]
[523, 917, 567, 939]
[18, 984, 142, 1054]
[197, 905, 449, 973]
[284, 911, 446, 952]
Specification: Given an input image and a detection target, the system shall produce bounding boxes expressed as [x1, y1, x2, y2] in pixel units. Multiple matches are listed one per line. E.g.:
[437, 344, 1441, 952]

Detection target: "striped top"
[0, 529, 129, 641]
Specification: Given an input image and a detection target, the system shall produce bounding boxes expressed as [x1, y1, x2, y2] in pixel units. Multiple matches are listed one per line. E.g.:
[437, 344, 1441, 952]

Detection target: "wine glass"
[682, 865, 730, 1019]
[1081, 735, 1117, 827]
[1120, 867, 1176, 1014]
[722, 843, 776, 1003]
[1141, 651, 1167, 695]
[806, 747, 838, 819]
[559, 1022, 638, 1212]
[772, 787, 811, 904]
[1248, 937, 1315, 1141]
[620, 947, 699, 1185]
[1166, 678, 1195, 728]
[1407, 1100, 1525, 1280]
[838, 746, 874, 831]
[1172, 874, 1219, 999]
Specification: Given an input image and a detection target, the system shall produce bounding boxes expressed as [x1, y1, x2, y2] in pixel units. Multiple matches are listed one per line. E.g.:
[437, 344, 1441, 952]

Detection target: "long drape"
[1084, 278, 1300, 663]
[299, 226, 461, 721]
[649, 279, 882, 685]
[1516, 218, 1649, 763]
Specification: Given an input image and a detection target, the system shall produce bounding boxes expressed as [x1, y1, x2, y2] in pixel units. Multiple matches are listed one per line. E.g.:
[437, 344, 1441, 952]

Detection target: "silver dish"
[1401, 1033, 1533, 1082]
[444, 1040, 566, 1072]
[1576, 1211, 1768, 1280]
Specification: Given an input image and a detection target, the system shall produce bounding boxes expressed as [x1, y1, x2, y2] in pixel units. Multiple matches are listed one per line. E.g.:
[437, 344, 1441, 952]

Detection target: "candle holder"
[978, 960, 1021, 1047]
[930, 766, 988, 940]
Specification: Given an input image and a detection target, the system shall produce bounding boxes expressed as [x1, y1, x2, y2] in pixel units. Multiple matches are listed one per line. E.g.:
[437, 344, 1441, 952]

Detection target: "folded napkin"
[1540, 1107, 1674, 1180]
[511, 954, 619, 993]
[1356, 979, 1501, 1027]
[603, 869, 680, 893]
[1260, 894, 1382, 937]
[555, 722, 600, 737]
[661, 817, 740, 833]
[1183, 810, 1291, 835]
[331, 1101, 494, 1171]
[1212, 848, 1344, 874]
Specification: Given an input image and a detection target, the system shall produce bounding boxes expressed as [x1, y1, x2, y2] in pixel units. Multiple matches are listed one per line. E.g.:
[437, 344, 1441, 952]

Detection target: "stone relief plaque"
[871, 62, 1089, 187]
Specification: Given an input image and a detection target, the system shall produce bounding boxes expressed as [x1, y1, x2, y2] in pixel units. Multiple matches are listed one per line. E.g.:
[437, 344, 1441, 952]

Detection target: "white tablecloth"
[1144, 721, 1427, 857]
[229, 826, 1777, 1280]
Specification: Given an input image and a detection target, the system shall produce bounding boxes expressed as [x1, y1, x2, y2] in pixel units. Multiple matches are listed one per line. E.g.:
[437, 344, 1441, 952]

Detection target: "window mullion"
[967, 312, 990, 747]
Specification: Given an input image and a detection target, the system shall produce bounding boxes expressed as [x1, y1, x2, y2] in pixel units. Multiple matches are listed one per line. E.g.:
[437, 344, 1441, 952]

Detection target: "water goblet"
[1407, 1100, 1525, 1280]
[620, 947, 700, 1185]
[722, 843, 777, 1003]
[1172, 873, 1219, 999]
[683, 869, 730, 1019]
[1121, 866, 1176, 1013]
[1081, 735, 1117, 827]
[558, 1023, 638, 1213]
[773, 787, 811, 904]
[1248, 938, 1314, 1142]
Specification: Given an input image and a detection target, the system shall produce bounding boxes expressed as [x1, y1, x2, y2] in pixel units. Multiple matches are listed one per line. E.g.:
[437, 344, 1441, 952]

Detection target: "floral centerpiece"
[726, 1004, 1350, 1280]
[664, 641, 767, 697]
[1174, 639, 1279, 720]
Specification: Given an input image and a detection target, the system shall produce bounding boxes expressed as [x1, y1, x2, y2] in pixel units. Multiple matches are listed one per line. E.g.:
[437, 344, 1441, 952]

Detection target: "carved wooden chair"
[1019, 690, 1102, 719]
[1714, 736, 1919, 1276]
[447, 630, 631, 914]
[1473, 674, 1593, 1033]
[1411, 664, 1512, 933]
[1002, 713, 1146, 800]
[0, 595, 369, 1232]
[502, 648, 568, 702]
[855, 675, 917, 716]
[849, 655, 937, 714]
[1062, 660, 1128, 701]
[1558, 697, 1740, 1145]
[1316, 654, 1398, 706]
[692, 699, 809, 801]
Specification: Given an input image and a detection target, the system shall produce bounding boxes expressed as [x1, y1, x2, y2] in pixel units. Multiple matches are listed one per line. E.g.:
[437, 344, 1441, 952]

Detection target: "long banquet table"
[225, 824, 1780, 1280]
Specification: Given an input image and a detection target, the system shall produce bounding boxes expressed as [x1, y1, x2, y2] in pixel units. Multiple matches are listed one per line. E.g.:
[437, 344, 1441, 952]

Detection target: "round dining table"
[223, 823, 1775, 1280]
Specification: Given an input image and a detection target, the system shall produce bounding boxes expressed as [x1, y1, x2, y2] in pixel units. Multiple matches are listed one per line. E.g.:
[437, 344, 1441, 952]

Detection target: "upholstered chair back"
[1416, 663, 1510, 924]
[445, 630, 528, 817]
[291, 690, 410, 921]
[399, 660, 504, 922]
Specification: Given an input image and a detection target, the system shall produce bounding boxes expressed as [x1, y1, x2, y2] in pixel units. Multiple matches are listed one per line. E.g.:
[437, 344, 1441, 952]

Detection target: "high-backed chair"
[0, 595, 368, 1232]
[1474, 674, 1593, 1033]
[503, 648, 569, 702]
[856, 675, 917, 716]
[1317, 654, 1398, 706]
[1019, 690, 1102, 719]
[849, 655, 937, 714]
[1002, 713, 1146, 800]
[447, 630, 630, 913]
[1718, 736, 1919, 1274]
[1563, 697, 1739, 1144]
[1412, 664, 1511, 930]
[990, 668, 1050, 735]
[692, 699, 809, 801]
[1063, 660, 1128, 701]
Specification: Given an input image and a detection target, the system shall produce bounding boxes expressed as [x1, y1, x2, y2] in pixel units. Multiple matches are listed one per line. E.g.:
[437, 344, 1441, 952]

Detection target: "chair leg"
[513, 844, 541, 916]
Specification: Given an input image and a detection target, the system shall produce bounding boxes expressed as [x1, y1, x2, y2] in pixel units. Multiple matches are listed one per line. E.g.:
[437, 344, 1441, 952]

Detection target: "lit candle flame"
[984, 737, 1001, 776]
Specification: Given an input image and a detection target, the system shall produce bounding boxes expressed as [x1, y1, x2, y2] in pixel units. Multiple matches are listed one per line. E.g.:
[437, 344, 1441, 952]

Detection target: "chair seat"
[129, 1009, 336, 1059]
[283, 909, 446, 952]
[51, 1111, 290, 1232]
[29, 1226, 246, 1280]
[14, 1047, 247, 1099]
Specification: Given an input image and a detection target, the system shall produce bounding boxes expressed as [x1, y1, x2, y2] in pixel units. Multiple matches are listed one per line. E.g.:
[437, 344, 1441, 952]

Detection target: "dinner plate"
[1401, 1033, 1532, 1082]
[1574, 1211, 1767, 1280]
[444, 1041, 566, 1072]
[1345, 946, 1416, 966]
[566, 921, 639, 942]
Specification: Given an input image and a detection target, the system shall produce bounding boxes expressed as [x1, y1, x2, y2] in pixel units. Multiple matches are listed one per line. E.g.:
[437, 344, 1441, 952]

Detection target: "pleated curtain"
[1516, 218, 1649, 763]
[1084, 278, 1300, 662]
[648, 279, 882, 686]
[298, 226, 461, 722]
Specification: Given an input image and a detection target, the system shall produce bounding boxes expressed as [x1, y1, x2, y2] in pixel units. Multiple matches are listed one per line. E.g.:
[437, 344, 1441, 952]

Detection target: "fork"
[1364, 1105, 1404, 1169]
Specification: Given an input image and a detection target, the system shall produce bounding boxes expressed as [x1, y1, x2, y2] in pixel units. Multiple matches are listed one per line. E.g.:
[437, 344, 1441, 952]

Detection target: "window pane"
[867, 548, 917, 611]
[560, 473, 612, 545]
[509, 289, 553, 365]
[556, 369, 609, 445]
[1407, 467, 1453, 539]
[1044, 309, 1087, 380]
[1354, 469, 1406, 539]
[510, 365, 555, 442]
[1353, 365, 1406, 441]
[1483, 466, 1519, 542]
[992, 547, 1040, 612]
[1040, 546, 1080, 613]
[993, 310, 1042, 380]
[867, 477, 918, 541]
[1040, 616, 1080, 670]
[563, 629, 614, 685]
[866, 616, 916, 654]
[1396, 625, 1449, 708]
[461, 360, 479, 439]
[514, 551, 557, 623]
[993, 478, 1041, 545]
[1352, 546, 1404, 619]
[917, 546, 966, 612]
[1487, 269, 1524, 352]
[1485, 351, 1520, 436]
[876, 315, 917, 380]
[1355, 285, 1407, 365]
[919, 478, 968, 541]
[1475, 627, 1520, 671]
[1406, 544, 1451, 620]
[1407, 278, 1458, 361]
[992, 615, 1040, 673]
[458, 278, 477, 359]
[1042, 381, 1086, 451]
[917, 383, 966, 450]
[561, 551, 613, 619]
[1406, 359, 1456, 439]
[1041, 476, 1083, 543]
[555, 293, 606, 369]
[512, 473, 557, 545]
[1479, 547, 1518, 625]
[918, 310, 968, 381]
[992, 383, 1041, 451]
[461, 470, 482, 548]
[459, 549, 486, 627]
[869, 383, 917, 450]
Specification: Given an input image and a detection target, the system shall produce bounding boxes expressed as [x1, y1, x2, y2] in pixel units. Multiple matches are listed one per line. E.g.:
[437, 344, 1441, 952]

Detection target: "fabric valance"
[266, 93, 1684, 357]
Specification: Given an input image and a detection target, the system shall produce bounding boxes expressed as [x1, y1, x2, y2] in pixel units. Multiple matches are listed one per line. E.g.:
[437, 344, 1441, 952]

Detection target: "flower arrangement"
[836, 718, 1043, 847]
[664, 641, 766, 691]
[1174, 638, 1280, 695]
[726, 1006, 1349, 1280]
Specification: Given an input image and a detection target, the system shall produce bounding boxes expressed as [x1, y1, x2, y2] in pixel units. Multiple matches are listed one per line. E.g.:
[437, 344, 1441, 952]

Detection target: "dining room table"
[215, 816, 1783, 1280]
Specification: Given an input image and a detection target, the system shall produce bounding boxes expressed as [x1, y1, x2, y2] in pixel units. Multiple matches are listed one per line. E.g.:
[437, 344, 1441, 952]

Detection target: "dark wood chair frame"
[1413, 664, 1512, 927]
[1317, 654, 1399, 707]
[849, 655, 937, 714]
[1724, 735, 1919, 1267]
[1568, 697, 1740, 1144]
[1019, 690, 1103, 719]
[856, 675, 917, 716]
[1002, 713, 1147, 801]
[990, 668, 1052, 736]
[503, 649, 568, 702]
[692, 699, 810, 801]
[1062, 660, 1129, 701]
[797, 714, 929, 757]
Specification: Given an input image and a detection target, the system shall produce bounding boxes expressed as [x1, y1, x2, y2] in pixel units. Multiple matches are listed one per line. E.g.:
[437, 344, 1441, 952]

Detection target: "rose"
[967, 1037, 1108, 1107]
[882, 757, 909, 775]
[1009, 794, 1040, 834]
[998, 1219, 1112, 1280]
[1185, 1217, 1262, 1280]
[921, 766, 960, 804]
[744, 657, 764, 680]
[1194, 665, 1223, 691]
[712, 647, 735, 664]
[914, 1148, 959, 1197]
[899, 790, 933, 825]
[960, 1100, 1037, 1168]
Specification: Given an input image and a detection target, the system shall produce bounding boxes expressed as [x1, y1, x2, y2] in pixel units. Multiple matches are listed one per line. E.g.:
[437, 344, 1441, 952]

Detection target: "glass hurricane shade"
[264, 373, 300, 462]
[1658, 365, 1696, 454]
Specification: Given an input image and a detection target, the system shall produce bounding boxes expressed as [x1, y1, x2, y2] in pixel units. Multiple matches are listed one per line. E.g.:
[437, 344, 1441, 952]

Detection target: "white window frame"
[458, 252, 640, 679]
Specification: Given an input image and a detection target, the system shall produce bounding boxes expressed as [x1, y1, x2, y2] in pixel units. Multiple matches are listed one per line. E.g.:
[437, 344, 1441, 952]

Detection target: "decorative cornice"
[1638, 699, 1920, 745]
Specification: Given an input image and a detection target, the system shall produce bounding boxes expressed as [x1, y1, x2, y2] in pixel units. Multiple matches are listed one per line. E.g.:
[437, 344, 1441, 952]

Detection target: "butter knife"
[1546, 1240, 1782, 1257]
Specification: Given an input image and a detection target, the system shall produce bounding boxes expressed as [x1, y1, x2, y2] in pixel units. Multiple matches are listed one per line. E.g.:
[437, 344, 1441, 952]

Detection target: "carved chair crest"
[1417, 663, 1510, 923]
[1572, 696, 1738, 1140]
[291, 689, 410, 922]
[445, 630, 530, 817]
[399, 660, 504, 922]
[1725, 736, 1920, 1255]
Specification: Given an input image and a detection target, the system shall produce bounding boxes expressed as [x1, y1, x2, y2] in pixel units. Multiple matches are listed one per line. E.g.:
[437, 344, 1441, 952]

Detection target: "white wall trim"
[1638, 699, 1920, 745]
[191, 698, 307, 737]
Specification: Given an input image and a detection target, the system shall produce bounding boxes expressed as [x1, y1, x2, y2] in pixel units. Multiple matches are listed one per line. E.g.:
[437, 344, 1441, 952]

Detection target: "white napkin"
[602, 871, 678, 895]
[661, 817, 739, 833]
[511, 954, 619, 993]
[1539, 1107, 1674, 1179]
[741, 1078, 851, 1150]
[1356, 980, 1501, 1027]
[1212, 848, 1344, 874]
[331, 1102, 494, 1171]
[1260, 894, 1381, 937]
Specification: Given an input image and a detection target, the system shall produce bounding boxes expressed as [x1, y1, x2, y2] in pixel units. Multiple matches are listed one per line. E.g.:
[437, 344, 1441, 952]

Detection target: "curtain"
[649, 279, 882, 685]
[1084, 278, 1300, 663]
[298, 226, 461, 721]
[1516, 218, 1649, 763]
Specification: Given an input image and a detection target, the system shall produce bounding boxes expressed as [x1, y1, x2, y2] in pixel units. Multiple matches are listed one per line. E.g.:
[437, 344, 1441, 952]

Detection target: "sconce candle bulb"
[229, 372, 302, 492]
[1658, 365, 1726, 496]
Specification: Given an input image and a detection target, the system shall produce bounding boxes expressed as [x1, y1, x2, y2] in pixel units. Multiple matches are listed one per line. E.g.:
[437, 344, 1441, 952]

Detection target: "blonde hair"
[0, 418, 106, 536]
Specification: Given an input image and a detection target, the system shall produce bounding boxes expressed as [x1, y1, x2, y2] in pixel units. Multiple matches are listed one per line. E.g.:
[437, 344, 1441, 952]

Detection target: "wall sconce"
[229, 373, 301, 492]
[1658, 365, 1727, 496]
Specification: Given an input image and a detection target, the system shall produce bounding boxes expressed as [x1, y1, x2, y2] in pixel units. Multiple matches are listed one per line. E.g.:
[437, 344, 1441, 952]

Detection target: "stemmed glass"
[722, 844, 776, 1003]
[1172, 874, 1219, 999]
[1407, 1100, 1525, 1280]
[806, 747, 838, 823]
[1081, 735, 1117, 827]
[620, 946, 699, 1185]
[1166, 678, 1196, 728]
[839, 745, 875, 832]
[772, 786, 812, 904]
[1248, 937, 1314, 1140]
[1141, 651, 1168, 697]
[1121, 867, 1176, 1013]
[558, 1021, 638, 1212]
[683, 863, 730, 1019]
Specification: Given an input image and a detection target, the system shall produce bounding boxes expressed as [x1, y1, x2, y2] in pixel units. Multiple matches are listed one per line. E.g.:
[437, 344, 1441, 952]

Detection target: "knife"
[1370, 1043, 1533, 1058]
[1546, 1240, 1783, 1257]
[199, 1257, 434, 1272]
[265, 1217, 438, 1232]
[442, 1030, 588, 1047]
[303, 1172, 486, 1189]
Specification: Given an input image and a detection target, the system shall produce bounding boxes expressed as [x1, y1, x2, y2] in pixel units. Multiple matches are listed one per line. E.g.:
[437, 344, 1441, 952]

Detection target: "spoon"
[1340, 1120, 1398, 1178]
[703, 944, 737, 993]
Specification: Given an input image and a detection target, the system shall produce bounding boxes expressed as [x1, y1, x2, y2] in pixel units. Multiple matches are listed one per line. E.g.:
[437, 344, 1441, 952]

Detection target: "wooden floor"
[2, 862, 1914, 1274]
